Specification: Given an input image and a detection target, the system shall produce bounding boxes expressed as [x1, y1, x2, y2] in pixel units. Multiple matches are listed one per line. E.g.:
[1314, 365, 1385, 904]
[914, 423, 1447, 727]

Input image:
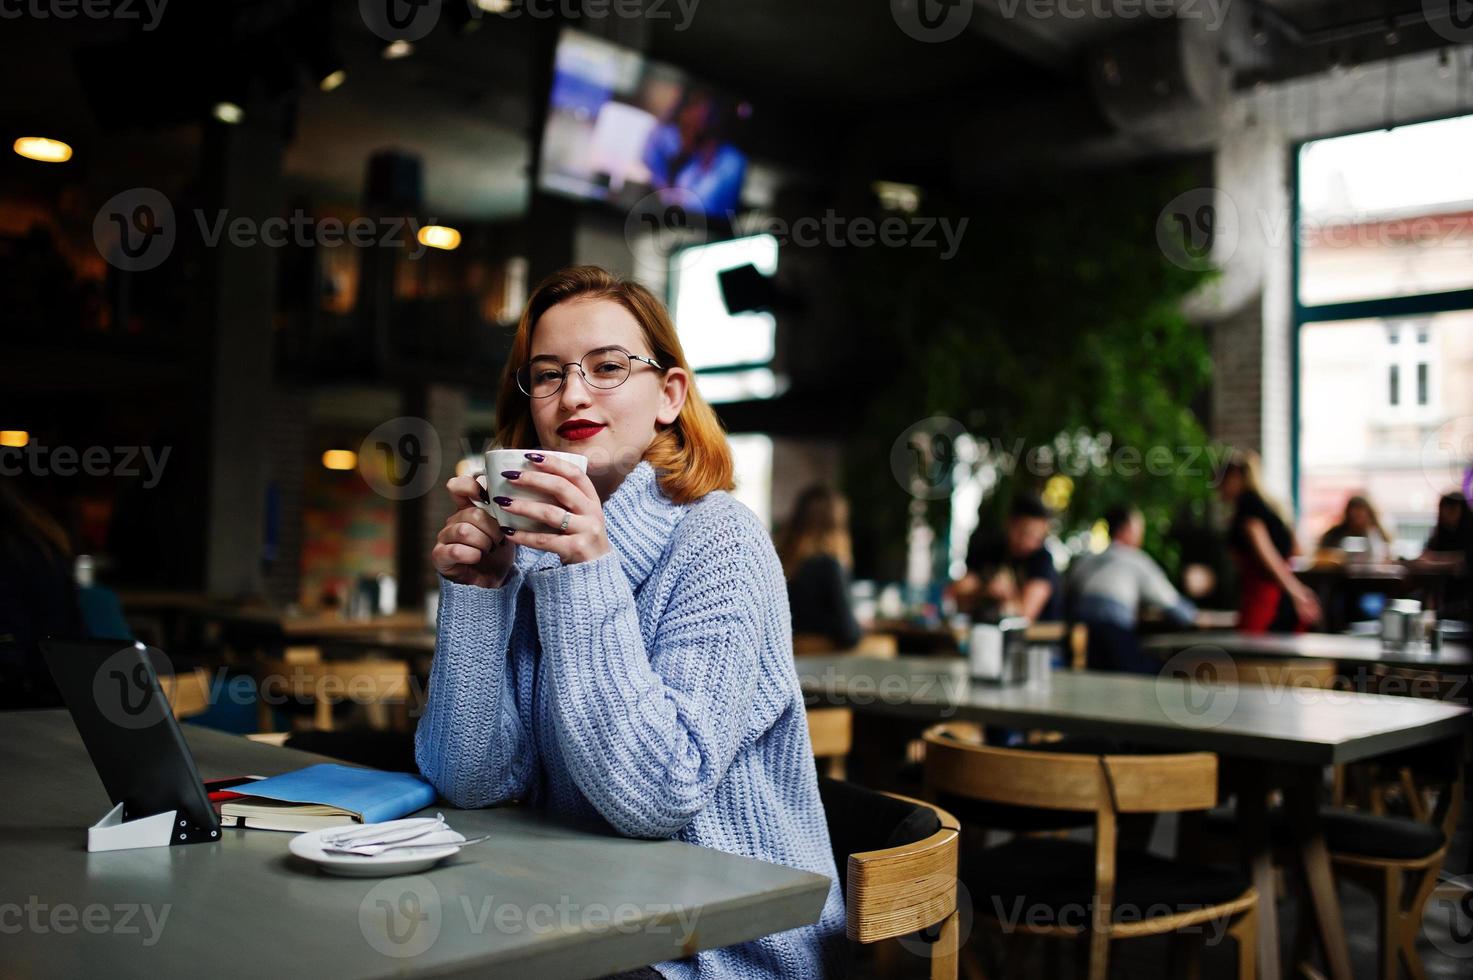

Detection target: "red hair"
[493, 266, 734, 505]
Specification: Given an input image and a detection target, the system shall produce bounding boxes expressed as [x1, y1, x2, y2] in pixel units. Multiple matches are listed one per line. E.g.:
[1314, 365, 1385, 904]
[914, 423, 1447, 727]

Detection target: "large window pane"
[1298, 310, 1473, 557]
[1298, 114, 1473, 306]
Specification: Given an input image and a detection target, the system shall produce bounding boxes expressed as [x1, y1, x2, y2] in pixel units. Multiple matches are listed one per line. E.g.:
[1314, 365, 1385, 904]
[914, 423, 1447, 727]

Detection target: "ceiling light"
[321, 450, 358, 471]
[0, 430, 30, 448]
[383, 40, 413, 60]
[319, 69, 347, 92]
[13, 137, 72, 163]
[418, 225, 462, 250]
[212, 102, 244, 124]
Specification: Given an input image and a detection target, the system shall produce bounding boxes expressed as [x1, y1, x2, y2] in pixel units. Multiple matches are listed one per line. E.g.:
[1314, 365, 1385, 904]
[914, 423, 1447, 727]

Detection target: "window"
[1295, 114, 1473, 559]
[668, 234, 785, 405]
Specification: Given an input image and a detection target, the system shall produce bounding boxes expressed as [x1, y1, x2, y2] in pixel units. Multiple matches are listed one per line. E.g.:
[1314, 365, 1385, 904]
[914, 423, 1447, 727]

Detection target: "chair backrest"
[806, 708, 853, 761]
[922, 723, 1218, 815]
[255, 657, 411, 732]
[157, 666, 211, 719]
[793, 633, 835, 655]
[817, 777, 960, 946]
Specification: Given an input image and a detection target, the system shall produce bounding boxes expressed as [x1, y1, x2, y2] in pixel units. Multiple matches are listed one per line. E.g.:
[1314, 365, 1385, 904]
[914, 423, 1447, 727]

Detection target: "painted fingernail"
[479, 483, 489, 502]
[501, 470, 521, 480]
[524, 452, 545, 462]
[492, 496, 513, 506]
[500, 527, 515, 536]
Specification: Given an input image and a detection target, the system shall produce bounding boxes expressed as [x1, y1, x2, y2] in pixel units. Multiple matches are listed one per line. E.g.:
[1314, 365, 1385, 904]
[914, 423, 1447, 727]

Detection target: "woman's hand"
[1290, 583, 1322, 627]
[433, 475, 516, 589]
[493, 452, 610, 566]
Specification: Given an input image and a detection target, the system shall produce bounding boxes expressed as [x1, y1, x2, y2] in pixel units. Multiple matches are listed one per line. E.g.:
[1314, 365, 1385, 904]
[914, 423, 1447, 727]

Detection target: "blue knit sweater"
[415, 461, 846, 978]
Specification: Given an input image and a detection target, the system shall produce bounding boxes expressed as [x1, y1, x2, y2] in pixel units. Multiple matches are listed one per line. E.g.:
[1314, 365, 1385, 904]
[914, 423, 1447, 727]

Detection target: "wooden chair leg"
[929, 908, 960, 980]
[1086, 927, 1110, 980]
[1229, 902, 1259, 980]
[1377, 867, 1399, 980]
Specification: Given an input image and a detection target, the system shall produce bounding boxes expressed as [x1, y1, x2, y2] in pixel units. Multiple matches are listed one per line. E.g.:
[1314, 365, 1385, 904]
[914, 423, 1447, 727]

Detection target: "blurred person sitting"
[0, 482, 79, 709]
[1420, 491, 1473, 566]
[777, 485, 862, 651]
[1318, 493, 1392, 562]
[953, 492, 1061, 624]
[1420, 491, 1473, 618]
[1066, 505, 1199, 674]
[1218, 450, 1320, 633]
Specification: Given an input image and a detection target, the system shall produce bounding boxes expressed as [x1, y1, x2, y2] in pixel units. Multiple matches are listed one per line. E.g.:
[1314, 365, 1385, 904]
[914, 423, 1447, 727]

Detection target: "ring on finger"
[558, 509, 571, 533]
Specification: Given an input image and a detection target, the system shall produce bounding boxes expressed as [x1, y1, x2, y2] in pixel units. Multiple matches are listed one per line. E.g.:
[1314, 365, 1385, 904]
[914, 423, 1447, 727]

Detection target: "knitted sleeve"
[525, 513, 764, 840]
[413, 567, 539, 808]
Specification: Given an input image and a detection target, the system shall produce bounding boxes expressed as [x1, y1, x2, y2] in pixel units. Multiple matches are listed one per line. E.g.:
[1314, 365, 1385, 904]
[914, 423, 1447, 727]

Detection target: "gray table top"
[1142, 630, 1473, 670]
[796, 656, 1470, 766]
[0, 711, 830, 979]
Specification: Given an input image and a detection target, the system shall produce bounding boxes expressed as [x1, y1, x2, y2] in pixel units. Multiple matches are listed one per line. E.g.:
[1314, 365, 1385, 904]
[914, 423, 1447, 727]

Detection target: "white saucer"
[288, 825, 469, 877]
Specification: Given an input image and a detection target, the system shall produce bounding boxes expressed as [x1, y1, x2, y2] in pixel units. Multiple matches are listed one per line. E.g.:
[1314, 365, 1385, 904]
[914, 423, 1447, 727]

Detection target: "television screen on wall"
[537, 28, 750, 217]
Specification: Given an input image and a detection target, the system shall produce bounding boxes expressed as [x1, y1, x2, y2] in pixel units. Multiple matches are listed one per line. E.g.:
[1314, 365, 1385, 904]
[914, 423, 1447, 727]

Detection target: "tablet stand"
[88, 802, 221, 852]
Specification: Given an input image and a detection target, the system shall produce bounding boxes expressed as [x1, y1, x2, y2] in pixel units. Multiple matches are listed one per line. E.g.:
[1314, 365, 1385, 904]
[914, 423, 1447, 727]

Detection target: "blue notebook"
[219, 763, 436, 832]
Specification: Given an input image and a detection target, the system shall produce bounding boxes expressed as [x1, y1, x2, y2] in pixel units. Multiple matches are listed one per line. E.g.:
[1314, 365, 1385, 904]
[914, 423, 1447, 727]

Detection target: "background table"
[1144, 629, 1473, 673]
[796, 655, 1470, 980]
[0, 711, 831, 979]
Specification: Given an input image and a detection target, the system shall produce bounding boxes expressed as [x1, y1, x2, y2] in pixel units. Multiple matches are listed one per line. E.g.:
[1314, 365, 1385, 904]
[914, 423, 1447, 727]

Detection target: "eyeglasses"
[516, 345, 664, 399]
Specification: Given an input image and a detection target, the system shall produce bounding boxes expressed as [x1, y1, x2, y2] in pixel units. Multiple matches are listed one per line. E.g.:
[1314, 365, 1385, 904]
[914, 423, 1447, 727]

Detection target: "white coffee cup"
[968, 624, 1003, 680]
[474, 448, 589, 532]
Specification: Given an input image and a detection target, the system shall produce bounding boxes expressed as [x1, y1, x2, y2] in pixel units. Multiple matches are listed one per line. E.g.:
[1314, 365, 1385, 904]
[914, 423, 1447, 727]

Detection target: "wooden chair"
[807, 707, 853, 779]
[793, 632, 899, 657]
[1324, 752, 1463, 980]
[254, 656, 411, 733]
[818, 777, 962, 980]
[923, 723, 1258, 980]
[1172, 652, 1339, 691]
[157, 666, 211, 720]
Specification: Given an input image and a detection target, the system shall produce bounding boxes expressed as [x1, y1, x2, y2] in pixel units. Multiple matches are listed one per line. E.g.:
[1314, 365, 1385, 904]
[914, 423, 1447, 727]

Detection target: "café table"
[1143, 629, 1473, 675]
[795, 654, 1471, 980]
[0, 711, 832, 979]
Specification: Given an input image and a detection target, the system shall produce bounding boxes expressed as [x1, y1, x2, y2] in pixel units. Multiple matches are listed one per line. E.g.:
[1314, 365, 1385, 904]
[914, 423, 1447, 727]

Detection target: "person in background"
[1319, 494, 1392, 561]
[1218, 451, 1320, 633]
[0, 481, 77, 709]
[1066, 504, 1199, 674]
[953, 493, 1061, 623]
[1420, 491, 1473, 618]
[1421, 491, 1473, 564]
[640, 88, 746, 216]
[777, 485, 862, 650]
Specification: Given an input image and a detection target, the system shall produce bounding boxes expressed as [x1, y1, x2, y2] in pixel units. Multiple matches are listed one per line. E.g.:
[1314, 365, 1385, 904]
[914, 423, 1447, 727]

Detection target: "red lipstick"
[556, 418, 606, 442]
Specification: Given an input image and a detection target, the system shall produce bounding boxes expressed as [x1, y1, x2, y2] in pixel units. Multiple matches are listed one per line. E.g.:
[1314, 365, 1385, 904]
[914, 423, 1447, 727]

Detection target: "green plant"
[840, 167, 1218, 582]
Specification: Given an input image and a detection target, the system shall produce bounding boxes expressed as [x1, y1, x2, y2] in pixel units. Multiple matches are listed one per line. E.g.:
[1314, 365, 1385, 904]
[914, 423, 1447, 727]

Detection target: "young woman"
[416, 266, 845, 979]
[777, 485, 862, 651]
[1318, 494, 1392, 560]
[1217, 451, 1321, 633]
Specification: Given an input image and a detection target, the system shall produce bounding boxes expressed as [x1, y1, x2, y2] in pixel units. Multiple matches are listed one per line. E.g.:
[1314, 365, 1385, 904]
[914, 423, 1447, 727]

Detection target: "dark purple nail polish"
[492, 496, 513, 506]
[524, 452, 545, 462]
[500, 526, 515, 536]
[478, 483, 489, 502]
[501, 470, 521, 480]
